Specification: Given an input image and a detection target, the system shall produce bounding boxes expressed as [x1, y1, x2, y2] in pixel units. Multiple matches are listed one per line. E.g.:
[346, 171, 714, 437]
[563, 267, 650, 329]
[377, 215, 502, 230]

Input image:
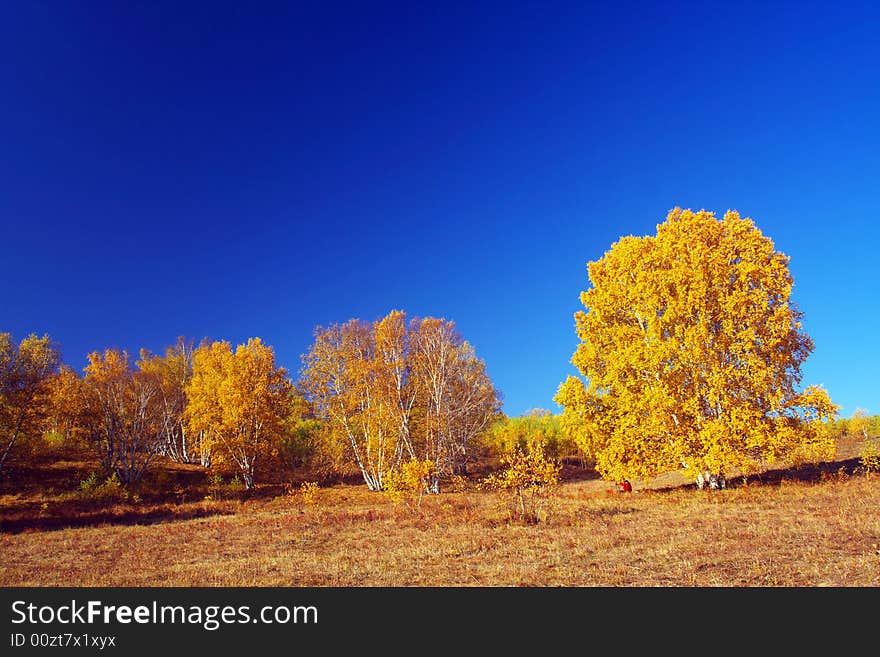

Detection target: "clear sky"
[2, 1, 877, 418]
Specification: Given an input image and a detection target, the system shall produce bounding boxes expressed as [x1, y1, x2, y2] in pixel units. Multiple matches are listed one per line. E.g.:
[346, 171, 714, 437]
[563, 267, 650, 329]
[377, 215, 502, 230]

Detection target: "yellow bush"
[299, 481, 320, 506]
[481, 442, 560, 523]
[383, 460, 434, 508]
[860, 439, 880, 475]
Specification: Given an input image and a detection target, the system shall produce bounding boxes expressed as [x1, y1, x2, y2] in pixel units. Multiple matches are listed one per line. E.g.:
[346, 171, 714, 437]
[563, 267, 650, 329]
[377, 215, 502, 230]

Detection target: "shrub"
[299, 481, 320, 506]
[481, 442, 560, 523]
[79, 472, 128, 502]
[78, 471, 100, 494]
[383, 460, 435, 508]
[860, 439, 880, 475]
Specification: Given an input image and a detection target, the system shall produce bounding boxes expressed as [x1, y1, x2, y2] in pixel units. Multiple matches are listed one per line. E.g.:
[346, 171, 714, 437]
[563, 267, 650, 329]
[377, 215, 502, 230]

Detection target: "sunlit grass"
[2, 443, 878, 586]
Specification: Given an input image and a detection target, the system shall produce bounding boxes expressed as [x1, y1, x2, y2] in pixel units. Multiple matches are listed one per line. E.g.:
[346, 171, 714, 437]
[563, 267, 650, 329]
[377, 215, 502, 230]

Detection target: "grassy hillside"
[1, 437, 878, 587]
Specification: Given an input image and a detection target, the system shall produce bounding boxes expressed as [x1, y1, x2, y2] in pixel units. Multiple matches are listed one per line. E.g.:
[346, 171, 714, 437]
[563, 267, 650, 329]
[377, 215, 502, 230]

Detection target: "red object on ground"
[618, 480, 632, 492]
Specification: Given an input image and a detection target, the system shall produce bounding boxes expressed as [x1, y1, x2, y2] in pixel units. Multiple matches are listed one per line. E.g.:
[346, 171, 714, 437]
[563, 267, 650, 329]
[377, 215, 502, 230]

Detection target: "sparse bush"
[481, 442, 560, 524]
[299, 481, 320, 506]
[79, 471, 99, 494]
[449, 474, 468, 493]
[383, 460, 435, 508]
[206, 472, 225, 500]
[860, 439, 880, 475]
[79, 472, 128, 502]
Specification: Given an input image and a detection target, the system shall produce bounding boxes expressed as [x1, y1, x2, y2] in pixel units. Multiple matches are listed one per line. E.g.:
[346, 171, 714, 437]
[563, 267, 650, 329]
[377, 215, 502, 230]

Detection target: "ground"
[1, 437, 878, 586]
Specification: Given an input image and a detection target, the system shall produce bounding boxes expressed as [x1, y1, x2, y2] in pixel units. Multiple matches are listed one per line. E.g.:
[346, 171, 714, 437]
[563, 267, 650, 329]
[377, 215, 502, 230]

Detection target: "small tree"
[849, 408, 870, 440]
[383, 459, 435, 509]
[859, 439, 880, 475]
[482, 442, 560, 523]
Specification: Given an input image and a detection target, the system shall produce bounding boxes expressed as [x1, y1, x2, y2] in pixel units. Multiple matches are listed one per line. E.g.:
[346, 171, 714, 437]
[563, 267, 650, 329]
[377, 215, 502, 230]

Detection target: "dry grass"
[1, 438, 878, 587]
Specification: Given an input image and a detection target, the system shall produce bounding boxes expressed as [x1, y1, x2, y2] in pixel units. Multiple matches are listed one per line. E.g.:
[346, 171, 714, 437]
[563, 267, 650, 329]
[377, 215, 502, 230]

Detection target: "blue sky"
[2, 1, 877, 417]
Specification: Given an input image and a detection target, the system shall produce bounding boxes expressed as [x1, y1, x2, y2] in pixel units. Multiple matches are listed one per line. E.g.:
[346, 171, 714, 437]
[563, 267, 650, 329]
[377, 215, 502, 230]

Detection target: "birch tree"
[63, 348, 166, 485]
[0, 333, 61, 472]
[185, 338, 291, 489]
[138, 337, 211, 466]
[301, 311, 501, 492]
[410, 318, 500, 488]
[299, 319, 402, 490]
[556, 208, 838, 485]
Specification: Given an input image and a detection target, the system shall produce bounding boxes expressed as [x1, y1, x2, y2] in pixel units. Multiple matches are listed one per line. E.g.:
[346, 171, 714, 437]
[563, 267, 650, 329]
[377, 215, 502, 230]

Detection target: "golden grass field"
[1, 437, 878, 587]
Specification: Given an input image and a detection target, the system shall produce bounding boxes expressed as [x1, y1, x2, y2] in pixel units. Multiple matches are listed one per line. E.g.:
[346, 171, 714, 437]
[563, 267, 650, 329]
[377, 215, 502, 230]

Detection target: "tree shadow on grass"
[729, 457, 864, 488]
[582, 505, 639, 519]
[0, 501, 236, 535]
[560, 463, 603, 483]
[647, 456, 866, 494]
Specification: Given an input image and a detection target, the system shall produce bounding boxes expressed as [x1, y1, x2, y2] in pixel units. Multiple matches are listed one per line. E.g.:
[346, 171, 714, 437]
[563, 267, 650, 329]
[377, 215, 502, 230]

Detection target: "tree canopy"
[0, 333, 61, 471]
[555, 208, 838, 483]
[300, 310, 501, 491]
[185, 338, 292, 489]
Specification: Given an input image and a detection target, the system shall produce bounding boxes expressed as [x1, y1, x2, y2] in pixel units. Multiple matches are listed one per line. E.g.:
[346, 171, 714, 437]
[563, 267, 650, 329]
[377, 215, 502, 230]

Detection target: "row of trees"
[1, 312, 502, 493]
[3, 209, 869, 494]
[33, 337, 291, 488]
[829, 408, 880, 440]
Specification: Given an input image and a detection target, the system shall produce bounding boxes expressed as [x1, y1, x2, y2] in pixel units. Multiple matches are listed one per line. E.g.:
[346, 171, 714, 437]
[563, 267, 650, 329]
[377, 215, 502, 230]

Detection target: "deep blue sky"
[2, 1, 877, 417]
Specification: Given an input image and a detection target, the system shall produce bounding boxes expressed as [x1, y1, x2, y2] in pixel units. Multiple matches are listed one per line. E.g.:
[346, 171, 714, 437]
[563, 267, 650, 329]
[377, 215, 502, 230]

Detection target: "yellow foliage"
[62, 348, 166, 484]
[860, 439, 880, 475]
[486, 410, 580, 463]
[849, 408, 870, 440]
[0, 332, 61, 470]
[185, 338, 291, 490]
[383, 459, 435, 507]
[300, 311, 501, 492]
[555, 208, 839, 483]
[481, 442, 560, 523]
[299, 481, 320, 506]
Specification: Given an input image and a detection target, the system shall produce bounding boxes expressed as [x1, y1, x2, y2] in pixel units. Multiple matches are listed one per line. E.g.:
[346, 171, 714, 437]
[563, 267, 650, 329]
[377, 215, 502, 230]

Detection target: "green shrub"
[79, 472, 128, 502]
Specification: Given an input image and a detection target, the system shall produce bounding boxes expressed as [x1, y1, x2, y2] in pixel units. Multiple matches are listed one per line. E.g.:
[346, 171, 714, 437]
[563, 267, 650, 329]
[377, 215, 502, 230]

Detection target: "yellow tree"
[81, 349, 164, 484]
[375, 310, 418, 462]
[44, 365, 91, 445]
[301, 311, 501, 492]
[0, 333, 61, 471]
[300, 319, 403, 490]
[849, 408, 869, 440]
[556, 208, 838, 486]
[138, 337, 212, 466]
[185, 338, 291, 490]
[409, 317, 501, 487]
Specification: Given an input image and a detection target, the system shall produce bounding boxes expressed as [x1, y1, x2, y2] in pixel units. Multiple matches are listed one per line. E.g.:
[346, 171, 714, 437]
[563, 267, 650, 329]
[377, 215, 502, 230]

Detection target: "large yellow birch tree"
[555, 208, 838, 485]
